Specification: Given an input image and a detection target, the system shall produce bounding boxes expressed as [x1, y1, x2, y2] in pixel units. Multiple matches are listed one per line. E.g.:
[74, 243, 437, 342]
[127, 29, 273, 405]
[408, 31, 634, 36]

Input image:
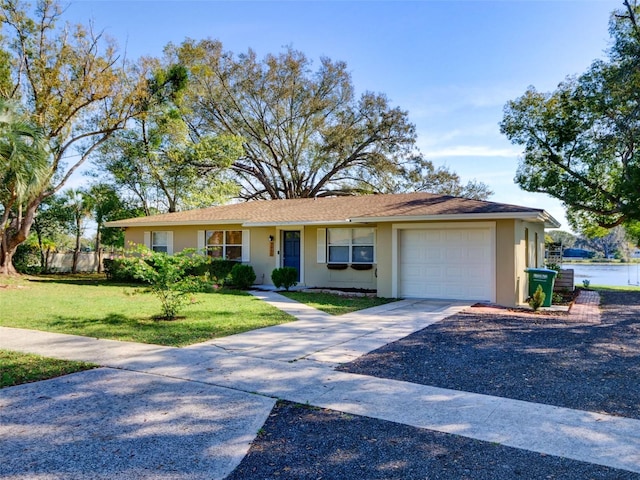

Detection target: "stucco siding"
[496, 219, 517, 306]
[249, 227, 278, 285]
[512, 220, 547, 305]
[120, 218, 548, 307]
[302, 226, 377, 290]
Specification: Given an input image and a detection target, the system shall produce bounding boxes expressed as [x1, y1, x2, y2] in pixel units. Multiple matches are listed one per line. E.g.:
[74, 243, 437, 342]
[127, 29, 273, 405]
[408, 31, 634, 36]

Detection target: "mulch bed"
[228, 291, 640, 479]
[228, 401, 635, 480]
[338, 290, 640, 419]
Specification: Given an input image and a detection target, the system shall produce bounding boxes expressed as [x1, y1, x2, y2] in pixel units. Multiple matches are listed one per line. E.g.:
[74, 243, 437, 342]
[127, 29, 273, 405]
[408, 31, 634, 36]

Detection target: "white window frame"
[327, 227, 376, 264]
[202, 229, 250, 262]
[144, 231, 173, 254]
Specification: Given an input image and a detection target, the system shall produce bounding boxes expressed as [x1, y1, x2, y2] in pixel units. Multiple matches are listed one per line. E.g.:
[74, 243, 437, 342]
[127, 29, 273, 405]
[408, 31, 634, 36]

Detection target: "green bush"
[271, 267, 298, 291]
[207, 259, 239, 285]
[229, 263, 256, 289]
[13, 243, 41, 274]
[111, 247, 209, 320]
[103, 257, 145, 283]
[528, 284, 546, 311]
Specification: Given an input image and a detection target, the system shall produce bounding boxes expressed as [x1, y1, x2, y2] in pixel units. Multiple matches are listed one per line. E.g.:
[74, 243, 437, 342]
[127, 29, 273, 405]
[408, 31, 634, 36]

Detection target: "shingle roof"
[105, 192, 560, 228]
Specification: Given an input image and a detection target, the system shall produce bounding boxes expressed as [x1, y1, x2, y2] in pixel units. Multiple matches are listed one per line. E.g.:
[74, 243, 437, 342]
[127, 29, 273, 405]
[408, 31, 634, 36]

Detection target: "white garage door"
[398, 227, 494, 301]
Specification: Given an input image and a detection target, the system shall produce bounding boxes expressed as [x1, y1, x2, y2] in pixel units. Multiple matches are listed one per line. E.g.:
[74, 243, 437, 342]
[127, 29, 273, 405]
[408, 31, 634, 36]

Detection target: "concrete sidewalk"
[189, 292, 470, 365]
[2, 291, 640, 478]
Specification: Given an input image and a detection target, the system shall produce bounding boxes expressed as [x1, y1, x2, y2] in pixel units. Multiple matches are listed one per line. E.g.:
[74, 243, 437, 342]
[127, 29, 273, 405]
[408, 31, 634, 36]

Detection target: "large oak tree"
[501, 0, 640, 233]
[170, 40, 490, 200]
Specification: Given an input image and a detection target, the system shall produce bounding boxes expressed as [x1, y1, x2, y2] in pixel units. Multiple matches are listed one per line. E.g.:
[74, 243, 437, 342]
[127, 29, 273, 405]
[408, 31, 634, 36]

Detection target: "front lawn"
[280, 291, 396, 315]
[0, 349, 95, 388]
[0, 275, 294, 346]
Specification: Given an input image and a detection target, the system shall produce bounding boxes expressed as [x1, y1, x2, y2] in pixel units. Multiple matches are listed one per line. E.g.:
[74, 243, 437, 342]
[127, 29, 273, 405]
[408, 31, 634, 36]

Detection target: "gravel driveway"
[229, 290, 640, 479]
[339, 290, 640, 419]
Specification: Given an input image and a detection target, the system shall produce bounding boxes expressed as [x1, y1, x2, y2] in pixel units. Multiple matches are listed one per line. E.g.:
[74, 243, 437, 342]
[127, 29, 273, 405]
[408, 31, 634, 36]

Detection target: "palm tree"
[0, 99, 49, 275]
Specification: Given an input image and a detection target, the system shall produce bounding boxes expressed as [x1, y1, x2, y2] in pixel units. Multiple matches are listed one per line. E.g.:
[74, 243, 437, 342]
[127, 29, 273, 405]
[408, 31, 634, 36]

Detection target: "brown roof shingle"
[106, 192, 560, 228]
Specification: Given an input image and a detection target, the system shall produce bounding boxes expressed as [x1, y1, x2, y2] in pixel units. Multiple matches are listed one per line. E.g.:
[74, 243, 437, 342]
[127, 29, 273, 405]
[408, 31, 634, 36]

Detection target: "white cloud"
[405, 84, 524, 119]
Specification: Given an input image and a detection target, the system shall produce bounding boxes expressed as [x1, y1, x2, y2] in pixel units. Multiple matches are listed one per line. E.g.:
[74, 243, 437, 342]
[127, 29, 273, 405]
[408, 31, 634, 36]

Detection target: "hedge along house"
[105, 192, 560, 307]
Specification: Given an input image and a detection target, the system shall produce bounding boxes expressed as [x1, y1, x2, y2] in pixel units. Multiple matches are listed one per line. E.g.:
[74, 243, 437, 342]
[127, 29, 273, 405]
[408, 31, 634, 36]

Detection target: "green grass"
[280, 291, 396, 315]
[590, 285, 640, 292]
[0, 274, 294, 346]
[0, 349, 95, 388]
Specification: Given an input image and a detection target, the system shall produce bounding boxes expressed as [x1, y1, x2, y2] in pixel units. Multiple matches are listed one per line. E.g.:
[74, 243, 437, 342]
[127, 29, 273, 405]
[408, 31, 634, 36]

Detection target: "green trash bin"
[525, 268, 557, 307]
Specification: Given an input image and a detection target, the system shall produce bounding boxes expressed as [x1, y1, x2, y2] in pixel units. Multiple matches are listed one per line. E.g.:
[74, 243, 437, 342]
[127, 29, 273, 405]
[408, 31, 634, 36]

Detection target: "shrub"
[528, 284, 546, 311]
[229, 263, 256, 289]
[271, 267, 298, 291]
[120, 247, 209, 320]
[207, 259, 239, 285]
[13, 242, 41, 274]
[103, 257, 145, 283]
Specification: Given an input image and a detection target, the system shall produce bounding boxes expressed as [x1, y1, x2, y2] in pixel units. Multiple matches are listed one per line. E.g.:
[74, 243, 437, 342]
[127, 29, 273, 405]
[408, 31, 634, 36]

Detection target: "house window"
[151, 231, 169, 253]
[328, 228, 375, 263]
[205, 230, 243, 261]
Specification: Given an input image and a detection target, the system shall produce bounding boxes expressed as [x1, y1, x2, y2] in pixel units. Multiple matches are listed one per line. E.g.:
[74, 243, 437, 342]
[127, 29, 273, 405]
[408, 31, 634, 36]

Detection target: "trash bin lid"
[525, 268, 558, 275]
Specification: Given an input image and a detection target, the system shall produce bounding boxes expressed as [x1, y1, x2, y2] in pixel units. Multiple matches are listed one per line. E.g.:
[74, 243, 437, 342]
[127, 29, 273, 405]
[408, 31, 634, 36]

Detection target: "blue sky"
[66, 0, 622, 231]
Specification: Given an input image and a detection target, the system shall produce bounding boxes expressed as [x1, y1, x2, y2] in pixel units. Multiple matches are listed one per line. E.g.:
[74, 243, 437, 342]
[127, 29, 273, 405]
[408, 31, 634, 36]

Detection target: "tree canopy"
[170, 40, 491, 200]
[501, 0, 640, 233]
[0, 0, 144, 273]
[95, 60, 244, 214]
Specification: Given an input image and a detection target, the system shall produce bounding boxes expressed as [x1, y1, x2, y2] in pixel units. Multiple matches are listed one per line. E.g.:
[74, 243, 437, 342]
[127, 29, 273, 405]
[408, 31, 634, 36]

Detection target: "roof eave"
[349, 211, 562, 227]
[104, 219, 247, 228]
[105, 211, 562, 229]
[242, 220, 351, 227]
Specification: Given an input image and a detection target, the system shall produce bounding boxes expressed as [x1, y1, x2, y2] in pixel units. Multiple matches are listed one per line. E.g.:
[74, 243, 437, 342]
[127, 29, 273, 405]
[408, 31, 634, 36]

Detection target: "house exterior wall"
[121, 217, 547, 307]
[302, 225, 377, 291]
[123, 224, 277, 285]
[512, 220, 546, 305]
[375, 223, 393, 298]
[250, 227, 278, 285]
[496, 219, 517, 307]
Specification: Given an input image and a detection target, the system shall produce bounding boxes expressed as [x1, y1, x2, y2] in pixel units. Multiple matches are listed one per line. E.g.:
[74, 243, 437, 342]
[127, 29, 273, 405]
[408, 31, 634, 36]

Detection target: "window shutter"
[166, 231, 174, 255]
[317, 228, 326, 263]
[143, 231, 151, 249]
[197, 230, 205, 255]
[241, 230, 250, 262]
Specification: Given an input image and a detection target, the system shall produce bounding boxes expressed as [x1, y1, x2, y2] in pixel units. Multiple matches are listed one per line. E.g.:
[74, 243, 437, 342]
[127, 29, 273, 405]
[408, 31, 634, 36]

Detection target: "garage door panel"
[399, 227, 493, 301]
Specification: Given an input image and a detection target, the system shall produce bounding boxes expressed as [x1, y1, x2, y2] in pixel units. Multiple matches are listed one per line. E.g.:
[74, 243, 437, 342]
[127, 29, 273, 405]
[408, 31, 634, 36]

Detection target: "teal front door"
[282, 231, 301, 281]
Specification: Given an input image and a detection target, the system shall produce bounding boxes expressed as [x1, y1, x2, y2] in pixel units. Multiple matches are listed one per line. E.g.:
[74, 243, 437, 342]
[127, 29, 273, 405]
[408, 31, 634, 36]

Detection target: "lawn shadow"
[26, 274, 145, 288]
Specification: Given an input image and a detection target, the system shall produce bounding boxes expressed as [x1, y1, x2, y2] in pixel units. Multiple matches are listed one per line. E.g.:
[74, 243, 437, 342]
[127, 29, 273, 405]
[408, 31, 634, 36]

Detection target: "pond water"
[566, 263, 640, 287]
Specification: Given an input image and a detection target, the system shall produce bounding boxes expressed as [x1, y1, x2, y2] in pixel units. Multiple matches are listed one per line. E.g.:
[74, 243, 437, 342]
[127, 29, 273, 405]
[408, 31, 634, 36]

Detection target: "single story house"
[106, 192, 560, 306]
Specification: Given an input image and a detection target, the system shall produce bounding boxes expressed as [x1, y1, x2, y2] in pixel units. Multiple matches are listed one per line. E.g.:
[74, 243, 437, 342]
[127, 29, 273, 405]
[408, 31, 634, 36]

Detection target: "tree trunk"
[0, 244, 18, 275]
[0, 198, 41, 276]
[95, 225, 103, 274]
[35, 224, 46, 271]
[44, 247, 52, 273]
[72, 231, 80, 273]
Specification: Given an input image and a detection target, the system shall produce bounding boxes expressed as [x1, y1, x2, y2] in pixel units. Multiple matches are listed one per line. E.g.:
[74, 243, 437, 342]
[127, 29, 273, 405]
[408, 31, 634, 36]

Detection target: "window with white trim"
[205, 230, 243, 261]
[151, 231, 169, 253]
[328, 228, 375, 263]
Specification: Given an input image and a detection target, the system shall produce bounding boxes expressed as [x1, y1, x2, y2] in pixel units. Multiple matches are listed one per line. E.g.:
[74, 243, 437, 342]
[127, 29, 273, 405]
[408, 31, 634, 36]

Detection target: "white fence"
[47, 252, 102, 273]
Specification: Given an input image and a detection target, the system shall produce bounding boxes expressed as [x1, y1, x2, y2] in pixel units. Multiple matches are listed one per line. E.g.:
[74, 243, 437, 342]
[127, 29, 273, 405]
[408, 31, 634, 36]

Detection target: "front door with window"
[282, 231, 301, 281]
